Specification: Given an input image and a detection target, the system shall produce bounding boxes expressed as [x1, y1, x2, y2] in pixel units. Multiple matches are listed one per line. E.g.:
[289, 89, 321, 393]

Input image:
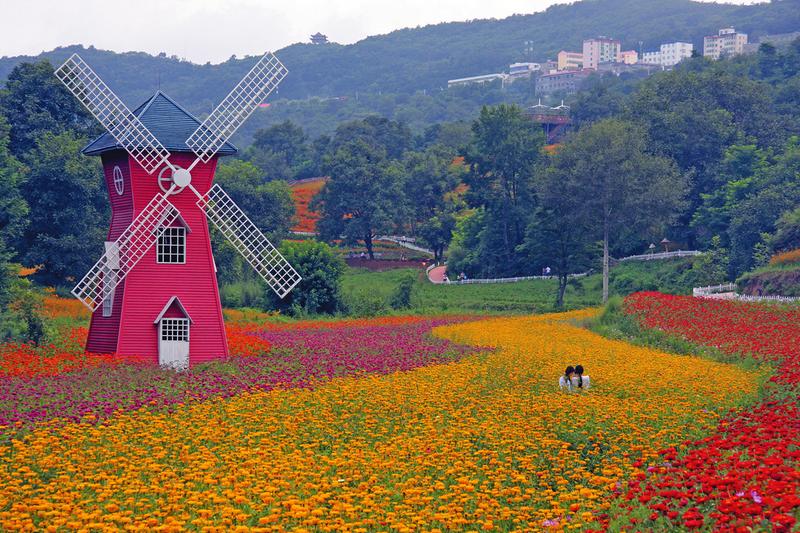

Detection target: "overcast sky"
[0, 0, 763, 64]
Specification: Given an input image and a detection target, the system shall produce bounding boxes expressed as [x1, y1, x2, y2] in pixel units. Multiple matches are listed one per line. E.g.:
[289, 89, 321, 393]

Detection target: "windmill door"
[158, 318, 190, 370]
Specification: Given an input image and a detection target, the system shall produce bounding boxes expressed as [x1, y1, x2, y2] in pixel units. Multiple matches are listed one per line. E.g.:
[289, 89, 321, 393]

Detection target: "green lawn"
[341, 257, 701, 315]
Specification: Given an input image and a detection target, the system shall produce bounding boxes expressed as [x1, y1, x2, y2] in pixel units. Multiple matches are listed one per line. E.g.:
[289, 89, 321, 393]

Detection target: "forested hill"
[2, 0, 799, 114]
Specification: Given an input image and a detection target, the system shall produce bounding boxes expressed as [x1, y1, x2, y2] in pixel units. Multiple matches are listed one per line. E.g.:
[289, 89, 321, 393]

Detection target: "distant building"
[619, 50, 639, 65]
[641, 41, 694, 66]
[447, 73, 508, 88]
[704, 28, 748, 59]
[508, 62, 541, 82]
[535, 69, 593, 96]
[583, 37, 621, 69]
[596, 62, 662, 76]
[743, 31, 800, 54]
[543, 59, 559, 74]
[557, 51, 583, 71]
[310, 32, 329, 45]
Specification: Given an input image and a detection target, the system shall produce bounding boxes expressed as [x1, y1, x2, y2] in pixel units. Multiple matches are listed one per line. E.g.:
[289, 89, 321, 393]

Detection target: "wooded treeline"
[1, 40, 800, 337]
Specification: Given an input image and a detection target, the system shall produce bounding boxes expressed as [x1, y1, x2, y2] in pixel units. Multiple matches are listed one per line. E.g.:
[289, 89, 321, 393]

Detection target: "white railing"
[693, 283, 737, 297]
[619, 250, 703, 262]
[443, 272, 588, 285]
[693, 282, 800, 303]
[377, 235, 434, 256]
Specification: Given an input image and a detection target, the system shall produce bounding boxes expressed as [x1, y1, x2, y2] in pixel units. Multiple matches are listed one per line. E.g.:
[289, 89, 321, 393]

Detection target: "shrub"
[389, 274, 416, 310]
[269, 240, 346, 315]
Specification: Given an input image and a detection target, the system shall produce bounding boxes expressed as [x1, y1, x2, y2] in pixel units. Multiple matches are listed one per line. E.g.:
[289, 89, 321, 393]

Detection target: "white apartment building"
[704, 28, 748, 59]
[582, 37, 621, 69]
[642, 42, 694, 67]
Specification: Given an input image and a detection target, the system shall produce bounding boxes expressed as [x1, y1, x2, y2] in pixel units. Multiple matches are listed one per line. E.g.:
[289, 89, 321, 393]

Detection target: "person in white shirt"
[571, 364, 590, 390]
[559, 365, 575, 391]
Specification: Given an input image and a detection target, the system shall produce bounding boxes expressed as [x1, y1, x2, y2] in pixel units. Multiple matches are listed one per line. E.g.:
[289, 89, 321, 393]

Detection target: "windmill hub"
[172, 168, 192, 188]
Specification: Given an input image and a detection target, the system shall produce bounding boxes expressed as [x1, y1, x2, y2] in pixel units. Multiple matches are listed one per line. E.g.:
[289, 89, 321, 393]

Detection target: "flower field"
[616, 293, 800, 532]
[0, 307, 765, 531]
[290, 178, 326, 233]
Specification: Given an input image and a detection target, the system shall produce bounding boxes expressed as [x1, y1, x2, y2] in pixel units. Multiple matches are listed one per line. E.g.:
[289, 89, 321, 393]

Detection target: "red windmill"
[54, 53, 301, 370]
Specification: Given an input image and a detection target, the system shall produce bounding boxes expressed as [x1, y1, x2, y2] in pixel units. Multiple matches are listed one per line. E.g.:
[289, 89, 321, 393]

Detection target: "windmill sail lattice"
[72, 194, 181, 311]
[186, 52, 288, 164]
[55, 54, 171, 174]
[199, 184, 301, 298]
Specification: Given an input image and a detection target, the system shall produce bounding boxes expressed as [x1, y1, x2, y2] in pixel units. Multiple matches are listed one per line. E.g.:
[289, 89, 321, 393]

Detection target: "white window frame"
[157, 226, 187, 264]
[160, 318, 190, 342]
[113, 165, 124, 196]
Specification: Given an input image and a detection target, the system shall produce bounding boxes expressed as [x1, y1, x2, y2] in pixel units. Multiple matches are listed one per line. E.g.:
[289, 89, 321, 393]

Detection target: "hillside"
[2, 0, 797, 119]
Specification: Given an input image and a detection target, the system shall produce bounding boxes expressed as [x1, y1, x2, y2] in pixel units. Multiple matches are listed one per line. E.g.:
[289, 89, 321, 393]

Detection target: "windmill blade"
[55, 54, 172, 174]
[198, 184, 301, 298]
[186, 52, 287, 164]
[72, 194, 181, 311]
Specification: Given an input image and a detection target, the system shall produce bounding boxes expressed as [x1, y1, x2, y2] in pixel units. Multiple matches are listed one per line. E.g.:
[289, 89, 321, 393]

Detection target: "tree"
[212, 159, 295, 284]
[245, 120, 312, 181]
[401, 146, 463, 235]
[461, 104, 545, 276]
[18, 131, 107, 286]
[329, 116, 412, 160]
[418, 210, 457, 263]
[770, 207, 800, 253]
[0, 113, 28, 247]
[268, 240, 345, 315]
[524, 152, 598, 307]
[214, 159, 295, 241]
[313, 139, 404, 258]
[0, 60, 96, 159]
[547, 119, 686, 303]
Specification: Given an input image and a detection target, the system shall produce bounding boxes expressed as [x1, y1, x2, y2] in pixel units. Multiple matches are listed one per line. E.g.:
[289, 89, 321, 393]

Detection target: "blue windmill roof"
[82, 91, 237, 157]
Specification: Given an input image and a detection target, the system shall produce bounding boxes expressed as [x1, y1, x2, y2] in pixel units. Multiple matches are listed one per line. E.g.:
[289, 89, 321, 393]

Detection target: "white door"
[159, 318, 190, 370]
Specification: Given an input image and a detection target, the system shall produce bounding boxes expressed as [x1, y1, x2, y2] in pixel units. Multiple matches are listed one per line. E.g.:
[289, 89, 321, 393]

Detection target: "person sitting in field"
[559, 365, 575, 391]
[571, 364, 590, 390]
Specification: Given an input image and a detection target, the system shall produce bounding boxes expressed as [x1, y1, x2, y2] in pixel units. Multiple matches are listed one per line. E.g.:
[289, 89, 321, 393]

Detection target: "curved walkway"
[427, 265, 448, 284]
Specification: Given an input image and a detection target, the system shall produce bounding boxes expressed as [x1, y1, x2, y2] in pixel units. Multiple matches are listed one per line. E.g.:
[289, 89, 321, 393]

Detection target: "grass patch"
[341, 257, 701, 316]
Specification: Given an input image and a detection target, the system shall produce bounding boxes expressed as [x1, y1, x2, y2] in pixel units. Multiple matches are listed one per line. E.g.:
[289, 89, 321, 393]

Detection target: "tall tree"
[212, 159, 295, 284]
[0, 113, 28, 247]
[245, 120, 312, 181]
[461, 104, 544, 276]
[547, 119, 686, 303]
[0, 60, 96, 159]
[18, 131, 107, 286]
[313, 139, 403, 258]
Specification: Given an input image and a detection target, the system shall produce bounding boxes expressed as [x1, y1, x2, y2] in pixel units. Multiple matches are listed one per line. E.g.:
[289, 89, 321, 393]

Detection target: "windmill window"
[157, 227, 186, 264]
[102, 269, 117, 317]
[160, 318, 189, 342]
[113, 166, 124, 196]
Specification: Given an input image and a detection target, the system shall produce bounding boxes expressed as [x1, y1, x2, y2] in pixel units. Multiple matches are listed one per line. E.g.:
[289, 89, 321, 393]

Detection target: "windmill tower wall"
[85, 151, 229, 365]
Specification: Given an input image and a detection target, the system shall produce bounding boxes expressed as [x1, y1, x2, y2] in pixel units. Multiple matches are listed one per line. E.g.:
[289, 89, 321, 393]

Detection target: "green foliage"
[269, 240, 346, 315]
[692, 236, 730, 285]
[17, 131, 107, 286]
[219, 280, 268, 309]
[389, 274, 416, 310]
[314, 119, 409, 257]
[457, 104, 544, 277]
[769, 207, 800, 253]
[0, 60, 97, 158]
[214, 159, 295, 241]
[0, 113, 28, 245]
[544, 118, 687, 301]
[4, 0, 796, 115]
[244, 120, 316, 181]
